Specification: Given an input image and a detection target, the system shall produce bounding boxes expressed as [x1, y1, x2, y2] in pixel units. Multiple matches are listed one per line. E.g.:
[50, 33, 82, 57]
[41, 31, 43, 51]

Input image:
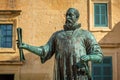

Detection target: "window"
[0, 66, 21, 80]
[92, 56, 112, 80]
[89, 0, 111, 31]
[0, 10, 22, 62]
[0, 74, 14, 80]
[0, 19, 16, 53]
[0, 24, 13, 48]
[94, 3, 108, 27]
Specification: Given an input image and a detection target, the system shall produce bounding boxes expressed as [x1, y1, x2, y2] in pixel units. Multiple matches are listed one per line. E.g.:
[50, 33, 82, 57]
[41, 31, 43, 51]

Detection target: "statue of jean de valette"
[17, 8, 103, 80]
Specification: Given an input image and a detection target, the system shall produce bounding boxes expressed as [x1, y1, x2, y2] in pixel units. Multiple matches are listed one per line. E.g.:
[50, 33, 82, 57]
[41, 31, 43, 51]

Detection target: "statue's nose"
[66, 15, 70, 19]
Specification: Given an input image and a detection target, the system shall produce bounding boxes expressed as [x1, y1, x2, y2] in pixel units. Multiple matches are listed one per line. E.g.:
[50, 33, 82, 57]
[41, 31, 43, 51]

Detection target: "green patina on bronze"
[18, 8, 103, 80]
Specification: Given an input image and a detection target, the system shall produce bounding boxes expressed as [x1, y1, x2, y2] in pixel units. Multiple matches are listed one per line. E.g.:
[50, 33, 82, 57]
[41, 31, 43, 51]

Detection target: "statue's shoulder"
[52, 30, 64, 37]
[54, 30, 64, 34]
[79, 28, 91, 33]
[79, 29, 93, 36]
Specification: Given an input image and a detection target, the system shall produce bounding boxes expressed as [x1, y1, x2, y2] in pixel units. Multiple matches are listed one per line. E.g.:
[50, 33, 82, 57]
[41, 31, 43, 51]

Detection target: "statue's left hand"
[80, 55, 90, 62]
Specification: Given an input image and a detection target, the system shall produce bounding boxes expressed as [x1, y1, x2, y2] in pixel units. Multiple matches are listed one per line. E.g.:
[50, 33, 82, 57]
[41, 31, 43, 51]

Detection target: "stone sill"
[0, 61, 24, 65]
[100, 43, 120, 48]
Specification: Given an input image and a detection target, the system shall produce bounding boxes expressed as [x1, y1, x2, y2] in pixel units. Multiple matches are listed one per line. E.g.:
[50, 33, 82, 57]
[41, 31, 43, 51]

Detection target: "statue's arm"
[19, 32, 56, 63]
[88, 53, 103, 63]
[81, 31, 103, 63]
[88, 32, 103, 63]
[80, 53, 103, 63]
[20, 43, 43, 56]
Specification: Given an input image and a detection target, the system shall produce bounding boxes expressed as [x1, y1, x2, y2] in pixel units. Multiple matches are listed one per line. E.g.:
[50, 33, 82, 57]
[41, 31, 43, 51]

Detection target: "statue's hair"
[67, 8, 80, 18]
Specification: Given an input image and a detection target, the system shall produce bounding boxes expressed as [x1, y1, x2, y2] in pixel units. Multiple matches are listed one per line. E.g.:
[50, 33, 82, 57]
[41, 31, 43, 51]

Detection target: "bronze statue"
[18, 8, 103, 80]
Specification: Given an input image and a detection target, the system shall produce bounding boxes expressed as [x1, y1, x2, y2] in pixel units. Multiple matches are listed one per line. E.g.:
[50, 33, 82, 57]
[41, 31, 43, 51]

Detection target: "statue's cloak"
[39, 28, 103, 80]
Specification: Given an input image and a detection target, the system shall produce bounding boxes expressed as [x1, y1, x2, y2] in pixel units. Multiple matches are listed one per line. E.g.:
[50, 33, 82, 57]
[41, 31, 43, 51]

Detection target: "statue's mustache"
[66, 19, 73, 24]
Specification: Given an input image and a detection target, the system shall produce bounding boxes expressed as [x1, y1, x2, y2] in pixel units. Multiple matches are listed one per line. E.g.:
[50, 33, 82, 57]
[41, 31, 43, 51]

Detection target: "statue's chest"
[56, 31, 84, 48]
[58, 31, 78, 40]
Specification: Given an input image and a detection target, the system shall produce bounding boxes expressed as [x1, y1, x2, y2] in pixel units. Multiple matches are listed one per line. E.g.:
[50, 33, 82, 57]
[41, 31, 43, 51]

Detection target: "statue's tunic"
[39, 28, 103, 80]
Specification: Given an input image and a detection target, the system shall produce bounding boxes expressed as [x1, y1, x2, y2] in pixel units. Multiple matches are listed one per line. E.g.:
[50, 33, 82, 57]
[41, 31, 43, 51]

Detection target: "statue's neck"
[63, 23, 81, 31]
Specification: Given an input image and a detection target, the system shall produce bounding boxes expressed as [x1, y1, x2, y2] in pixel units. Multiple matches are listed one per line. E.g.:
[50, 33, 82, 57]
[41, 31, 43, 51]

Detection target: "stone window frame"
[0, 65, 21, 80]
[102, 50, 117, 80]
[0, 19, 16, 53]
[0, 10, 21, 53]
[89, 0, 112, 32]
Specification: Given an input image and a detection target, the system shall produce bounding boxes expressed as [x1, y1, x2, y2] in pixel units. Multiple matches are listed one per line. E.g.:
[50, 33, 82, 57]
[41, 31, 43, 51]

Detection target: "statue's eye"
[70, 13, 74, 17]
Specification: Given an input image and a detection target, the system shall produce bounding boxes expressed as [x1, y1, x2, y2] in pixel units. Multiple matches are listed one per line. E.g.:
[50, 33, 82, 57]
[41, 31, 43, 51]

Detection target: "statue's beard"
[64, 19, 80, 30]
[65, 19, 75, 28]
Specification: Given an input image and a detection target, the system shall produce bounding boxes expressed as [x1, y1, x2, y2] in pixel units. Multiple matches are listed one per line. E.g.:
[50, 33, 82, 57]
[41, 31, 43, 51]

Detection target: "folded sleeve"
[39, 33, 56, 63]
[84, 31, 103, 63]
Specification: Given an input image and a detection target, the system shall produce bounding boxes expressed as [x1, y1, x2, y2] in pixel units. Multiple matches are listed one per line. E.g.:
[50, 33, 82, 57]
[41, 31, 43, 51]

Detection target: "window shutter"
[92, 57, 112, 80]
[94, 3, 108, 27]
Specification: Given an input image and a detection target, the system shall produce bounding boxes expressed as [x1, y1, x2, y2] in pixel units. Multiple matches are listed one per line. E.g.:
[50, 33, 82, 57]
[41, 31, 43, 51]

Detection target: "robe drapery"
[39, 28, 103, 80]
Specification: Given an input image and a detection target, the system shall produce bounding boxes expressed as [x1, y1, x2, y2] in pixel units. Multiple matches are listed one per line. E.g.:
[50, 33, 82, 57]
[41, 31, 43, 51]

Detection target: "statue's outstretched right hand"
[19, 43, 28, 49]
[17, 40, 27, 49]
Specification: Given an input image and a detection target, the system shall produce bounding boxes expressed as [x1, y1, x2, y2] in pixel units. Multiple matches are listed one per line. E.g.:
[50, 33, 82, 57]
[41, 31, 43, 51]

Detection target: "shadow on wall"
[99, 22, 120, 44]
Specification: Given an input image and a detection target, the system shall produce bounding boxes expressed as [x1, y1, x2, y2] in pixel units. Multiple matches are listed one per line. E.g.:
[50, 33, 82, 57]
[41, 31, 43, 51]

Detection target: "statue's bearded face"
[65, 9, 78, 27]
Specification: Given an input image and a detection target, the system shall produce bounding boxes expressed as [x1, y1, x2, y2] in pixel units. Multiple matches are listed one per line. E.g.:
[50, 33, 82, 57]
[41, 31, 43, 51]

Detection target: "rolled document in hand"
[17, 27, 25, 61]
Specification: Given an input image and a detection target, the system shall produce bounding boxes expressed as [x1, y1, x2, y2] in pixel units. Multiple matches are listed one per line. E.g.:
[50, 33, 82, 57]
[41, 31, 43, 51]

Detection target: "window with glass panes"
[94, 3, 108, 27]
[92, 56, 112, 80]
[0, 24, 13, 48]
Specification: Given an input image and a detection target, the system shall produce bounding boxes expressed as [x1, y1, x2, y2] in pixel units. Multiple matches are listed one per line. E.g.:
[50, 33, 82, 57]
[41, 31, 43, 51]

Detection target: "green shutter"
[94, 3, 108, 27]
[92, 56, 112, 80]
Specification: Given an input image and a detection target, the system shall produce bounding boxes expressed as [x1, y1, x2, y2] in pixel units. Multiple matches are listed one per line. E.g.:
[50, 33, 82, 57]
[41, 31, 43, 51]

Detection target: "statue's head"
[65, 8, 80, 27]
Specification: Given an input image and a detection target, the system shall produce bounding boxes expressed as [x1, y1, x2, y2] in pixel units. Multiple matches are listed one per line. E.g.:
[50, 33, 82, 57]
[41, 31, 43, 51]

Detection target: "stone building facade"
[0, 0, 120, 80]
